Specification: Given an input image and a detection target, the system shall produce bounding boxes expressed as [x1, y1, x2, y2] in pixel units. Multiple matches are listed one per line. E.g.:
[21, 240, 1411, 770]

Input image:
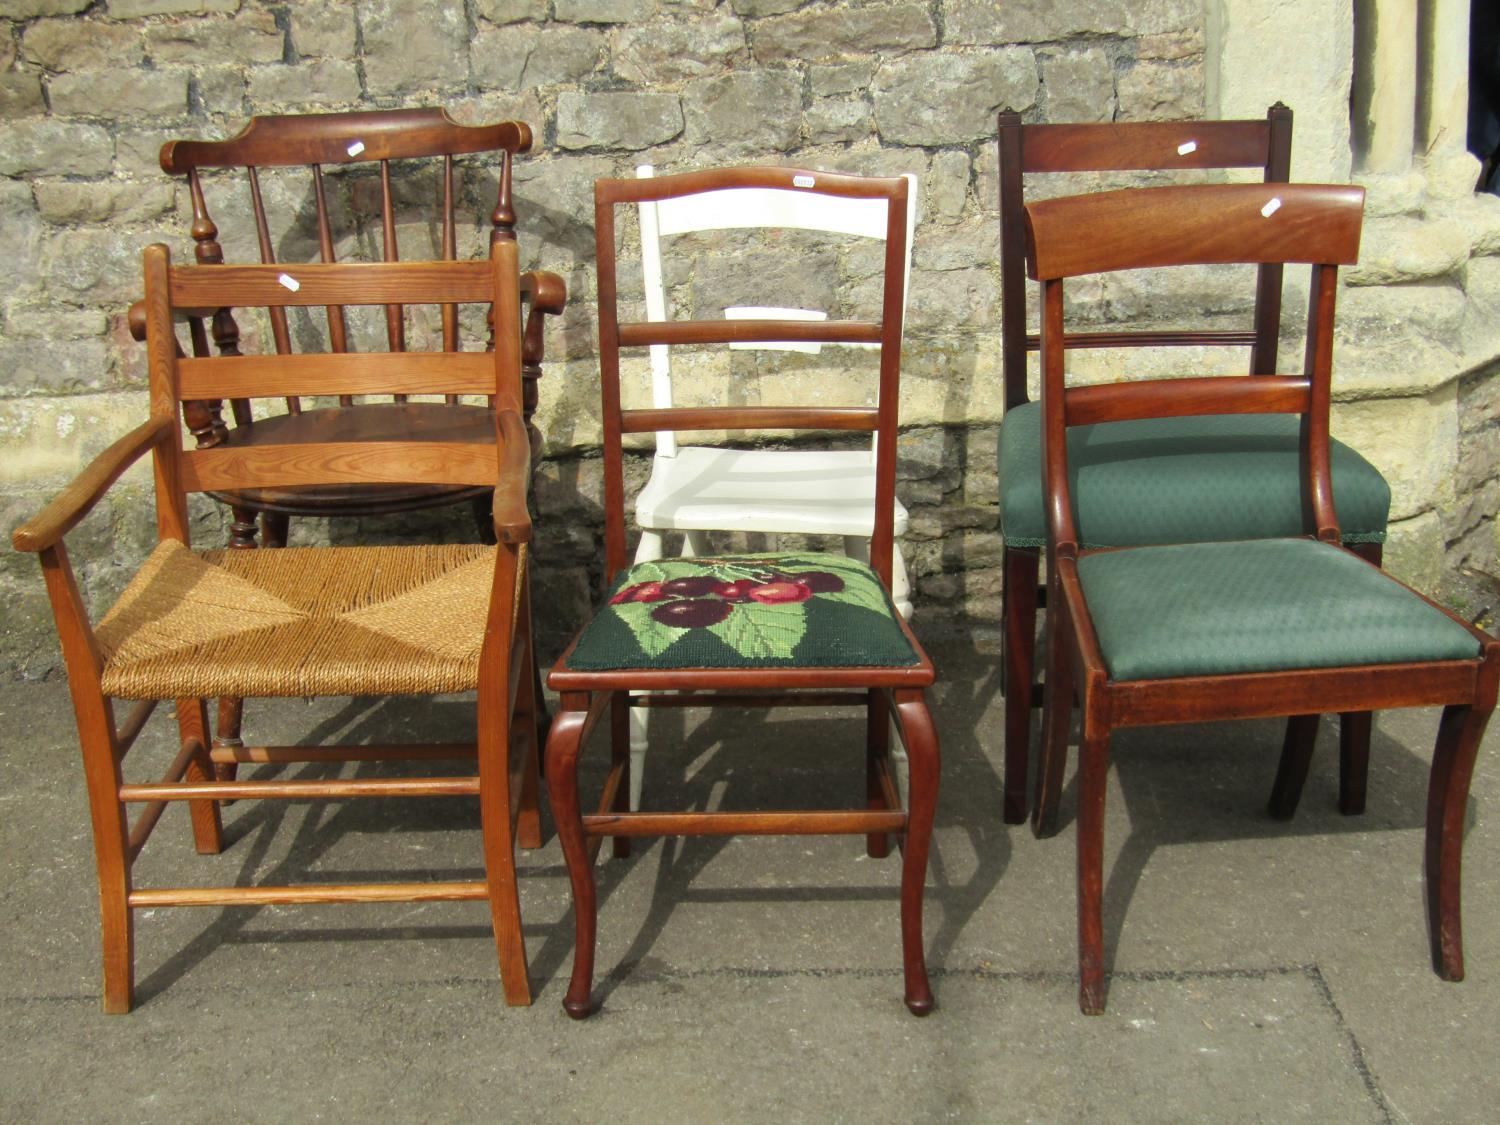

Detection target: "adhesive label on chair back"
[565, 552, 916, 670]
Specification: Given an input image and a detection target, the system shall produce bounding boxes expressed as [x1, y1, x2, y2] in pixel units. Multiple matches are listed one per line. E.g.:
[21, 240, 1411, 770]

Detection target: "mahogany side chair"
[1022, 181, 1498, 1015]
[995, 106, 1392, 824]
[623, 162, 919, 810]
[13, 239, 542, 1012]
[131, 107, 566, 762]
[544, 166, 941, 1019]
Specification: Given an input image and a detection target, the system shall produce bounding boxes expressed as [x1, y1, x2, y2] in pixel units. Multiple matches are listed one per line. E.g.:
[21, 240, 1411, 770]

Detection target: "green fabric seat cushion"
[565, 552, 918, 671]
[1076, 538, 1480, 681]
[997, 403, 1390, 549]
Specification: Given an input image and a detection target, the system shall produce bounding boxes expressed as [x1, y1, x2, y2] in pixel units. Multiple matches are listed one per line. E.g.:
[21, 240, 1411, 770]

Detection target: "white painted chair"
[628, 164, 919, 808]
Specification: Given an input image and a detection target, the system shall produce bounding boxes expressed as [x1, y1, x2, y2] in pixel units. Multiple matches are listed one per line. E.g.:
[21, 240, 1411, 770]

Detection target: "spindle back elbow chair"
[1021, 182, 1498, 1015]
[995, 106, 1391, 823]
[13, 240, 542, 1013]
[544, 166, 940, 1019]
[133, 107, 566, 764]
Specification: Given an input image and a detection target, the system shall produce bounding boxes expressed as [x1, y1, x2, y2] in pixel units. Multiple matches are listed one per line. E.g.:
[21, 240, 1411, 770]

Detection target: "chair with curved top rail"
[995, 105, 1391, 824]
[1021, 180, 1497, 1014]
[544, 165, 940, 1019]
[14, 238, 542, 1013]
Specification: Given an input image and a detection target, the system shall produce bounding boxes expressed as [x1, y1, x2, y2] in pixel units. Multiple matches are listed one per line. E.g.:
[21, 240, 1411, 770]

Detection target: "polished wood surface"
[13, 239, 541, 1013]
[1024, 182, 1500, 1015]
[545, 166, 939, 1019]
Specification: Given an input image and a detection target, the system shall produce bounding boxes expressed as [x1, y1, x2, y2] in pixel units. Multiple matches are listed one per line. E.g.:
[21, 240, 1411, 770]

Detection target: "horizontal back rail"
[1020, 119, 1272, 172]
[619, 406, 879, 435]
[616, 319, 882, 349]
[180, 441, 498, 492]
[161, 108, 530, 172]
[177, 352, 497, 400]
[1024, 329, 1260, 351]
[1026, 183, 1365, 280]
[168, 260, 495, 309]
[599, 165, 909, 207]
[1064, 376, 1312, 426]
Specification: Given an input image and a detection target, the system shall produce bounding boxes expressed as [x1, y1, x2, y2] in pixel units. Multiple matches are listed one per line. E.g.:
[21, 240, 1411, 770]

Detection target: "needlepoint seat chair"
[1021, 181, 1498, 1015]
[545, 166, 941, 1019]
[995, 106, 1392, 824]
[623, 163, 920, 810]
[13, 240, 542, 1013]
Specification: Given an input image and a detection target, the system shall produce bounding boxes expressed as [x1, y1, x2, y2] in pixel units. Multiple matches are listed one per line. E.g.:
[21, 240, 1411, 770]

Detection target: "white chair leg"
[681, 528, 709, 557]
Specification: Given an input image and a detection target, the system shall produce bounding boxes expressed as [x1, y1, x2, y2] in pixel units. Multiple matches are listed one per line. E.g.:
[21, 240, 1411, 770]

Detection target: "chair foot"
[904, 989, 935, 1017]
[563, 993, 595, 1020]
[893, 689, 940, 1017]
[1079, 977, 1107, 1016]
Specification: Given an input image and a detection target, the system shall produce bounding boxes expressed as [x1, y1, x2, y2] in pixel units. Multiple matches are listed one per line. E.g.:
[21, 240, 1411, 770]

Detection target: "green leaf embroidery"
[611, 599, 686, 658]
[707, 600, 808, 659]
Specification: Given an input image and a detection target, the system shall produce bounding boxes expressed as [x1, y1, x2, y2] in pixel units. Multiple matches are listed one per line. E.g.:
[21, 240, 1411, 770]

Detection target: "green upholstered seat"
[1076, 538, 1480, 681]
[565, 552, 917, 671]
[997, 404, 1390, 550]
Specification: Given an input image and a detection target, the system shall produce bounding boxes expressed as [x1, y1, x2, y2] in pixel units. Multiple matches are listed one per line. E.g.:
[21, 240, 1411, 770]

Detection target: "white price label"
[1177, 140, 1198, 155]
[346, 141, 366, 157]
[278, 273, 301, 291]
[1260, 197, 1282, 217]
[793, 175, 815, 188]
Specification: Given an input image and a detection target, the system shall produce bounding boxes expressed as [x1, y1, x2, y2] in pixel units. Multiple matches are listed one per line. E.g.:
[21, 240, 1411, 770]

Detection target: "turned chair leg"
[1425, 702, 1490, 981]
[866, 690, 892, 859]
[1002, 547, 1040, 824]
[545, 695, 600, 1019]
[1076, 725, 1112, 1016]
[893, 689, 940, 1016]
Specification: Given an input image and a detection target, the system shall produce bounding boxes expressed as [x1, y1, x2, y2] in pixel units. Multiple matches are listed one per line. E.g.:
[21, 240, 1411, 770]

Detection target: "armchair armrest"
[12, 418, 172, 554]
[519, 269, 566, 365]
[493, 409, 534, 547]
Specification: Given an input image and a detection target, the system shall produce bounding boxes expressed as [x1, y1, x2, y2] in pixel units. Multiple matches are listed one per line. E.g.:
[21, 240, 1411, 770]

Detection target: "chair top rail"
[1025, 183, 1365, 280]
[1011, 116, 1275, 173]
[600, 165, 908, 221]
[160, 108, 531, 173]
[1063, 376, 1313, 427]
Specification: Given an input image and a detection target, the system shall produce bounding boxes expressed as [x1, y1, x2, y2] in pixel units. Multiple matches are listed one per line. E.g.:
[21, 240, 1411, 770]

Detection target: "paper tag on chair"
[346, 141, 366, 157]
[793, 175, 815, 188]
[1261, 197, 1282, 217]
[278, 273, 301, 292]
[1177, 140, 1198, 155]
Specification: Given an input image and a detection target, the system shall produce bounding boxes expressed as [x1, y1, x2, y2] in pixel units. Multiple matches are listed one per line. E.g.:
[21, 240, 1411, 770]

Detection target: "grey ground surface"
[2, 633, 1497, 1123]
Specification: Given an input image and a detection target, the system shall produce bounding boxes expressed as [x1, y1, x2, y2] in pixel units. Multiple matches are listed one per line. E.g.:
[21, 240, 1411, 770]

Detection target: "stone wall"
[0, 0, 1495, 677]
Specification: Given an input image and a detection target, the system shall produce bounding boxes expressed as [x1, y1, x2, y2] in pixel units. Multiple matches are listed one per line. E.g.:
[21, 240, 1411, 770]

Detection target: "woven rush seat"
[1077, 538, 1481, 681]
[97, 541, 500, 699]
[565, 552, 917, 672]
[998, 404, 1391, 550]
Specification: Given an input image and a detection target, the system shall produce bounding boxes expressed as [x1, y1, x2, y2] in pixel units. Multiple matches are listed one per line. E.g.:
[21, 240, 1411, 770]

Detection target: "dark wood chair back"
[591, 166, 912, 591]
[998, 104, 1293, 411]
[158, 108, 530, 445]
[1022, 181, 1365, 558]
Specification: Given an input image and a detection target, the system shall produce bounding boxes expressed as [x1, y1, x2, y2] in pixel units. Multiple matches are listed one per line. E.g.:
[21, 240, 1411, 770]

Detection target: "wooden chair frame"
[13, 241, 541, 1012]
[1022, 182, 1500, 1015]
[545, 166, 941, 1018]
[995, 104, 1383, 825]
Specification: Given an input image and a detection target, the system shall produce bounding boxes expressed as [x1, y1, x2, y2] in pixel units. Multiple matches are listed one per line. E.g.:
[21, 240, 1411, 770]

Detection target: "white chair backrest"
[636, 164, 917, 457]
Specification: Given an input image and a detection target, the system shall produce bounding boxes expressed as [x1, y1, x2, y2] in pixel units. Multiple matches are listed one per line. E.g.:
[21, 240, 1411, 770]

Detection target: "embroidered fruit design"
[622, 565, 848, 628]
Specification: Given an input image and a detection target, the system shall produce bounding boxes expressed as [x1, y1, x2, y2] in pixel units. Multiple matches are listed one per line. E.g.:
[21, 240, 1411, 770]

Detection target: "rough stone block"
[906, 267, 999, 331]
[247, 58, 361, 105]
[873, 49, 1037, 146]
[360, 0, 468, 97]
[290, 4, 356, 57]
[23, 17, 143, 70]
[39, 225, 161, 307]
[928, 150, 970, 224]
[810, 62, 873, 96]
[1383, 509, 1447, 594]
[729, 0, 799, 15]
[914, 220, 992, 272]
[614, 13, 743, 84]
[194, 64, 246, 114]
[1333, 387, 1458, 523]
[471, 23, 534, 91]
[48, 66, 188, 118]
[3, 305, 107, 339]
[521, 25, 607, 87]
[1041, 47, 1115, 123]
[556, 91, 683, 151]
[105, 0, 238, 16]
[1116, 59, 1205, 121]
[752, 3, 935, 63]
[33, 180, 176, 225]
[476, 0, 547, 22]
[683, 70, 801, 151]
[1348, 217, 1469, 286]
[146, 8, 282, 63]
[0, 335, 112, 395]
[946, 0, 1194, 43]
[0, 0, 89, 15]
[805, 98, 870, 146]
[0, 119, 112, 177]
[553, 0, 654, 22]
[0, 70, 44, 117]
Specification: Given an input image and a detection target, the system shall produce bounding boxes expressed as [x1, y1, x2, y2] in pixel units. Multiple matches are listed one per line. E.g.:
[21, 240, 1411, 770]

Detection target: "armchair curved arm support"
[519, 269, 567, 366]
[493, 409, 534, 547]
[12, 417, 172, 554]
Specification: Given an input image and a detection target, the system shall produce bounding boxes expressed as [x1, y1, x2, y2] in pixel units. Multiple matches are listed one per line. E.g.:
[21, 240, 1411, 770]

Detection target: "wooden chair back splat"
[12, 241, 543, 1013]
[1021, 182, 1499, 1015]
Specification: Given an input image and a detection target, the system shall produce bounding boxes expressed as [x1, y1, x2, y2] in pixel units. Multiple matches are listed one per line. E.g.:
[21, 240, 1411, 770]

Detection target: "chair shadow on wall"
[1034, 715, 1446, 988]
